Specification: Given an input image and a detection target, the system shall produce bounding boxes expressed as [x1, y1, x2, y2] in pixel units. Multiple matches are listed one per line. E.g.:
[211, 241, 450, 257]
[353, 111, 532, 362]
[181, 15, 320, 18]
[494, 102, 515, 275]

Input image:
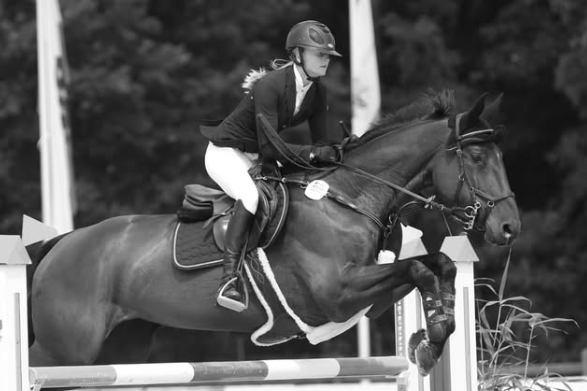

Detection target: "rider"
[201, 20, 344, 312]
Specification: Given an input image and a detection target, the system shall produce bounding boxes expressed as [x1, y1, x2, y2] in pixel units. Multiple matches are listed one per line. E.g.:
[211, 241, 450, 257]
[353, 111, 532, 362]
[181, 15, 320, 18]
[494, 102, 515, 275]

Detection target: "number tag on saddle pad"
[304, 180, 329, 200]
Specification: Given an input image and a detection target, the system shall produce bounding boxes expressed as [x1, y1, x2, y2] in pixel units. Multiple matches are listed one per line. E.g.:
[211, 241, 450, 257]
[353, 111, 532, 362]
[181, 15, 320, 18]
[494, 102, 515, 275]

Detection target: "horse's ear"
[459, 92, 488, 131]
[481, 93, 504, 125]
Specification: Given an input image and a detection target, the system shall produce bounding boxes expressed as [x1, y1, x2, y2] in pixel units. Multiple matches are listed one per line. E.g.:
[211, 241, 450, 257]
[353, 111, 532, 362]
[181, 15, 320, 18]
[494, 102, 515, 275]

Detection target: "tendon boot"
[216, 200, 255, 312]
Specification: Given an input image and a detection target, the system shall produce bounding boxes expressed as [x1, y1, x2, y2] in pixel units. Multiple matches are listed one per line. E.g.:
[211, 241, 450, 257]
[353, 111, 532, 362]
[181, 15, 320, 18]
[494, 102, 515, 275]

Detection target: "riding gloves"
[310, 145, 338, 163]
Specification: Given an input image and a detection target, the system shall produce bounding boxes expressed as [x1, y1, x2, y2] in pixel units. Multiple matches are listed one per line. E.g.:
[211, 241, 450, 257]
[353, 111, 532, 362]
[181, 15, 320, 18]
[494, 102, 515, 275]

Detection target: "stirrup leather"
[217, 276, 249, 313]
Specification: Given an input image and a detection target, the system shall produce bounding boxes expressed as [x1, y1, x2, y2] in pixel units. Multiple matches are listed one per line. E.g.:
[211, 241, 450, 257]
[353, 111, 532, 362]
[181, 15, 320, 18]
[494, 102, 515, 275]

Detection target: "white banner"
[350, 0, 381, 136]
[350, 0, 381, 359]
[36, 0, 75, 234]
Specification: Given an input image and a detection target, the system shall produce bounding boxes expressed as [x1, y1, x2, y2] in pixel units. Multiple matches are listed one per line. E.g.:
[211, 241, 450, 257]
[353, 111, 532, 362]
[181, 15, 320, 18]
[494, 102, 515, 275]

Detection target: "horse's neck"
[328, 120, 448, 218]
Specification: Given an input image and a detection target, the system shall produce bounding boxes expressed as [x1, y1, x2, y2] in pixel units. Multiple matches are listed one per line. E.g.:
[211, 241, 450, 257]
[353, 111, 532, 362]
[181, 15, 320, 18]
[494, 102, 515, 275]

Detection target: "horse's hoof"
[415, 339, 443, 376]
[407, 329, 428, 364]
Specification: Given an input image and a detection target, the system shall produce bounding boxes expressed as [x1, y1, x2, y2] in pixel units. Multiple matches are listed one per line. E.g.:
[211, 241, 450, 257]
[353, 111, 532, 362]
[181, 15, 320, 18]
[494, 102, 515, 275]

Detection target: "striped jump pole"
[29, 356, 409, 388]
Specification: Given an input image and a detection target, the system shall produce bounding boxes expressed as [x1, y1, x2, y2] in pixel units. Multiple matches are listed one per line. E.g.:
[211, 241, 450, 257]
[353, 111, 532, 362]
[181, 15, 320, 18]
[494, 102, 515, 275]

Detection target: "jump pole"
[29, 356, 409, 388]
[0, 236, 32, 391]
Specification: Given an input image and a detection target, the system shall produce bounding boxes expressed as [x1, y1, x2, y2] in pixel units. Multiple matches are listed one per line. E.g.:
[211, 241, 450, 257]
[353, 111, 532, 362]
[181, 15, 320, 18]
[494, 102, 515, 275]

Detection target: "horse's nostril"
[501, 223, 512, 238]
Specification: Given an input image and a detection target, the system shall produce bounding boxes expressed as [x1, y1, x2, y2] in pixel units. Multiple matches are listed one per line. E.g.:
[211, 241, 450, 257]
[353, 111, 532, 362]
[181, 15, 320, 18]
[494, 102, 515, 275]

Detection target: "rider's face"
[301, 48, 331, 78]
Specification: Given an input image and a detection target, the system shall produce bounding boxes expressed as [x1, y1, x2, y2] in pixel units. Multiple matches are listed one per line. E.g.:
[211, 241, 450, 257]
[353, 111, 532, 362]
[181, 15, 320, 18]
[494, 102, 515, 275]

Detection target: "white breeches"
[204, 142, 260, 214]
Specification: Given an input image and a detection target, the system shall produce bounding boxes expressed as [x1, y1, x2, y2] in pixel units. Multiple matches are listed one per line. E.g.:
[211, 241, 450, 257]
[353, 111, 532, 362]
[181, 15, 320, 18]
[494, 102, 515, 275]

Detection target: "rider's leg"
[204, 142, 259, 312]
[217, 199, 255, 310]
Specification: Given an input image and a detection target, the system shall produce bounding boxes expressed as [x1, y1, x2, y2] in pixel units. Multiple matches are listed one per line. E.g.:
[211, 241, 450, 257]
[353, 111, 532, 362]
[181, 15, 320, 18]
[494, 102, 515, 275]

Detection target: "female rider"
[201, 20, 343, 312]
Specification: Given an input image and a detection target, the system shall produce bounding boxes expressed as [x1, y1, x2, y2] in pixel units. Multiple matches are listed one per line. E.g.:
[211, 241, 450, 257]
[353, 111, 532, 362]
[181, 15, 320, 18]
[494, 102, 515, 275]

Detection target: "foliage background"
[1, 0, 586, 364]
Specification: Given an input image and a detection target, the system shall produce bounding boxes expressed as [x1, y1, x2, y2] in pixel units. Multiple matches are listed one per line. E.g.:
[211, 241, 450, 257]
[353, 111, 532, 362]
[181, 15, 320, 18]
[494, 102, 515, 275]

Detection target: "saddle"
[172, 179, 289, 270]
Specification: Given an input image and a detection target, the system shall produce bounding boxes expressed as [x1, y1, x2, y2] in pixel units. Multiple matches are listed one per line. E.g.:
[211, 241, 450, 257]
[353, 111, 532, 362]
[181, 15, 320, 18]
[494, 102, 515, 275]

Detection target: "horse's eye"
[471, 154, 485, 166]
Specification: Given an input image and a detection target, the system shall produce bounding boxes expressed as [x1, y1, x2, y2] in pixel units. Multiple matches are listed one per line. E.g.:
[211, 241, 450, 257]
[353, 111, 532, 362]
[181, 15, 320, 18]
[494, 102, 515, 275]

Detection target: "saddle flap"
[254, 183, 273, 235]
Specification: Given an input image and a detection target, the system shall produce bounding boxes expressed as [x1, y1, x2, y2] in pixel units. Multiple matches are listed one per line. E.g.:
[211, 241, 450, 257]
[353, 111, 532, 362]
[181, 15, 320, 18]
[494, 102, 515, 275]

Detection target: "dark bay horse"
[28, 91, 520, 376]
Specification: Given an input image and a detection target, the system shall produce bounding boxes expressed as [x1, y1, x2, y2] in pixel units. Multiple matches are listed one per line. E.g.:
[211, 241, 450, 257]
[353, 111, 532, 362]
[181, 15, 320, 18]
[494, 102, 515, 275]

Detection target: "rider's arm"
[254, 77, 314, 162]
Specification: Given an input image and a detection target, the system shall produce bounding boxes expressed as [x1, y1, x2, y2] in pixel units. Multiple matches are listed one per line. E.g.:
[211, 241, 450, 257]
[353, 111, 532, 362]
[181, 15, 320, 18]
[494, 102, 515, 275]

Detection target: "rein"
[255, 174, 388, 230]
[256, 111, 512, 234]
[257, 113, 336, 172]
[256, 113, 434, 231]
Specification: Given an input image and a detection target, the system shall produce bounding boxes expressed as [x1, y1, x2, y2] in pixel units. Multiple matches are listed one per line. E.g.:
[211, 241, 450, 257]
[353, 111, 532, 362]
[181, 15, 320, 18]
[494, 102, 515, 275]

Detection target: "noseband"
[446, 113, 515, 231]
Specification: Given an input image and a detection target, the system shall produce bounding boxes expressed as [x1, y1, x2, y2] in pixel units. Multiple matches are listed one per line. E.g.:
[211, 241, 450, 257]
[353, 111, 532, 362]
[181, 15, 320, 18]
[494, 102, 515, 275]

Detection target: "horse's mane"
[356, 89, 455, 145]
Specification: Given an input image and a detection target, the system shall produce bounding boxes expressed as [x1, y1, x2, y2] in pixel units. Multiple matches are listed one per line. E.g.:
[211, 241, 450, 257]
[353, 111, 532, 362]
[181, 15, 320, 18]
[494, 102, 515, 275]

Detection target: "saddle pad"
[172, 221, 223, 270]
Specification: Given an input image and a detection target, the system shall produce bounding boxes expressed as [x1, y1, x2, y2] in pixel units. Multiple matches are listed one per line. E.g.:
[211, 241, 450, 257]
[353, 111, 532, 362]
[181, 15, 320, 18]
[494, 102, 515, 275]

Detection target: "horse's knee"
[409, 260, 436, 288]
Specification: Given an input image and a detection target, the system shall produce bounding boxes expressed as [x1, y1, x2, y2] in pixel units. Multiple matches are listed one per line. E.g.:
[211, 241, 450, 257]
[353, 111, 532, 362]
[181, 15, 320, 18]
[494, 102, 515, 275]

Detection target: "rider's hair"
[270, 58, 294, 70]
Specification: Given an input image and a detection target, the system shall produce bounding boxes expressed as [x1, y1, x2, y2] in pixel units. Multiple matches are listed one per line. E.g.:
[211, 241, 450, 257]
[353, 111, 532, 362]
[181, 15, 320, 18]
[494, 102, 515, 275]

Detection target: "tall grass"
[476, 250, 578, 391]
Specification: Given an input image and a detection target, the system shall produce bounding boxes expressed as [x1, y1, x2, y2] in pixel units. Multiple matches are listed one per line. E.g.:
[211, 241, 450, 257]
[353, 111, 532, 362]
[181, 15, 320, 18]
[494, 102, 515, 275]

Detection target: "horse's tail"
[26, 233, 70, 345]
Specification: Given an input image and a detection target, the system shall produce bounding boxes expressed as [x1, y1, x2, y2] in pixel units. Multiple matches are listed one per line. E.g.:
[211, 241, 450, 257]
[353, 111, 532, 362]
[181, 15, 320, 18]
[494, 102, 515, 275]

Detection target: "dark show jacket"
[201, 65, 340, 162]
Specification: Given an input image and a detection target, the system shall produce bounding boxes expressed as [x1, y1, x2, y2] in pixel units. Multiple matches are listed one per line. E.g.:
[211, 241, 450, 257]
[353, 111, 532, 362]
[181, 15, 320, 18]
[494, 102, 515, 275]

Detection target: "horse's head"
[430, 93, 521, 246]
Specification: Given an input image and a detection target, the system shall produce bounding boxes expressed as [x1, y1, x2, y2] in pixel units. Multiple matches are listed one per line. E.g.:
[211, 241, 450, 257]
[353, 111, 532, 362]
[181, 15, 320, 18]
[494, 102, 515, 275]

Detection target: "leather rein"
[255, 113, 513, 233]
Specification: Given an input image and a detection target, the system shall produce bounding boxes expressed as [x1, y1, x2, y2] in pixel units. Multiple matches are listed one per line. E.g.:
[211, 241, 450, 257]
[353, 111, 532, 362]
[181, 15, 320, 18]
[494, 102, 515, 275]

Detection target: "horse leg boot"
[216, 199, 254, 312]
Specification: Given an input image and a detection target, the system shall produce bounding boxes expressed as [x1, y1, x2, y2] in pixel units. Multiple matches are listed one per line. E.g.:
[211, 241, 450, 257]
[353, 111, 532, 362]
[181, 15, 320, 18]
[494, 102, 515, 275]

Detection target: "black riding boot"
[216, 200, 254, 312]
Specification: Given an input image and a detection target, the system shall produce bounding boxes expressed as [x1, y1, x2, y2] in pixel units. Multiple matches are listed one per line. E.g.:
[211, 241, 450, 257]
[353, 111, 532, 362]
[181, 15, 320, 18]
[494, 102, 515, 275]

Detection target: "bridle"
[444, 113, 515, 231]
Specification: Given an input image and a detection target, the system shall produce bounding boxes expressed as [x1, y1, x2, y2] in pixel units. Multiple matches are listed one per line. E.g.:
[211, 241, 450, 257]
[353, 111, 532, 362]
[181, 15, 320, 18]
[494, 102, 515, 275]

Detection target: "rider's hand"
[310, 146, 338, 163]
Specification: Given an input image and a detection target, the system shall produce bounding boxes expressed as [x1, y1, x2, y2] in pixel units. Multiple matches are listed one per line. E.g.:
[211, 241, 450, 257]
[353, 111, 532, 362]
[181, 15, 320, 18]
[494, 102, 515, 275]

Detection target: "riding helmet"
[285, 20, 342, 57]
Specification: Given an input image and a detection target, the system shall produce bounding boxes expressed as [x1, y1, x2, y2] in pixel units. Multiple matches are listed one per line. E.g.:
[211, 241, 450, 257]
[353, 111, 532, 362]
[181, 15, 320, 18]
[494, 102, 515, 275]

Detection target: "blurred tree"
[0, 0, 40, 233]
[1, 0, 587, 363]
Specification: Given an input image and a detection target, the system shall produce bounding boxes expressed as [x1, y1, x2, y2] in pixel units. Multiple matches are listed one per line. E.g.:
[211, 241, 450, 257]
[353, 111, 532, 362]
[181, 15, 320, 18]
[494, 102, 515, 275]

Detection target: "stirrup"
[217, 276, 249, 312]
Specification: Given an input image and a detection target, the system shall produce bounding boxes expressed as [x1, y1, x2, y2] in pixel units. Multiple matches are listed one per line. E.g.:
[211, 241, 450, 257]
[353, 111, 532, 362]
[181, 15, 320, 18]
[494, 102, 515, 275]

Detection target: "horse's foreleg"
[366, 283, 412, 319]
[399, 252, 457, 376]
[341, 257, 453, 377]
[333, 260, 438, 322]
[407, 252, 457, 334]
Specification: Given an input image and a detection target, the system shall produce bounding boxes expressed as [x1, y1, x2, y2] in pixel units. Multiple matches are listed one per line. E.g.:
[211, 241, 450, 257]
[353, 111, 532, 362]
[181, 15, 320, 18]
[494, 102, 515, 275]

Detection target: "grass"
[476, 250, 579, 391]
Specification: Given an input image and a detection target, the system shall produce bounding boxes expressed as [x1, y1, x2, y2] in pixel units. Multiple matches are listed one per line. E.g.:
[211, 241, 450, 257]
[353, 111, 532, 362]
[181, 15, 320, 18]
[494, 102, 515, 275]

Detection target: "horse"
[27, 90, 520, 376]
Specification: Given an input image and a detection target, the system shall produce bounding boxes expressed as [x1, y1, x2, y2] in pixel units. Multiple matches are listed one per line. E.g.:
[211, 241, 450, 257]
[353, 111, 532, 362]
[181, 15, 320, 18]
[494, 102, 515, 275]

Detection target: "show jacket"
[201, 65, 340, 162]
